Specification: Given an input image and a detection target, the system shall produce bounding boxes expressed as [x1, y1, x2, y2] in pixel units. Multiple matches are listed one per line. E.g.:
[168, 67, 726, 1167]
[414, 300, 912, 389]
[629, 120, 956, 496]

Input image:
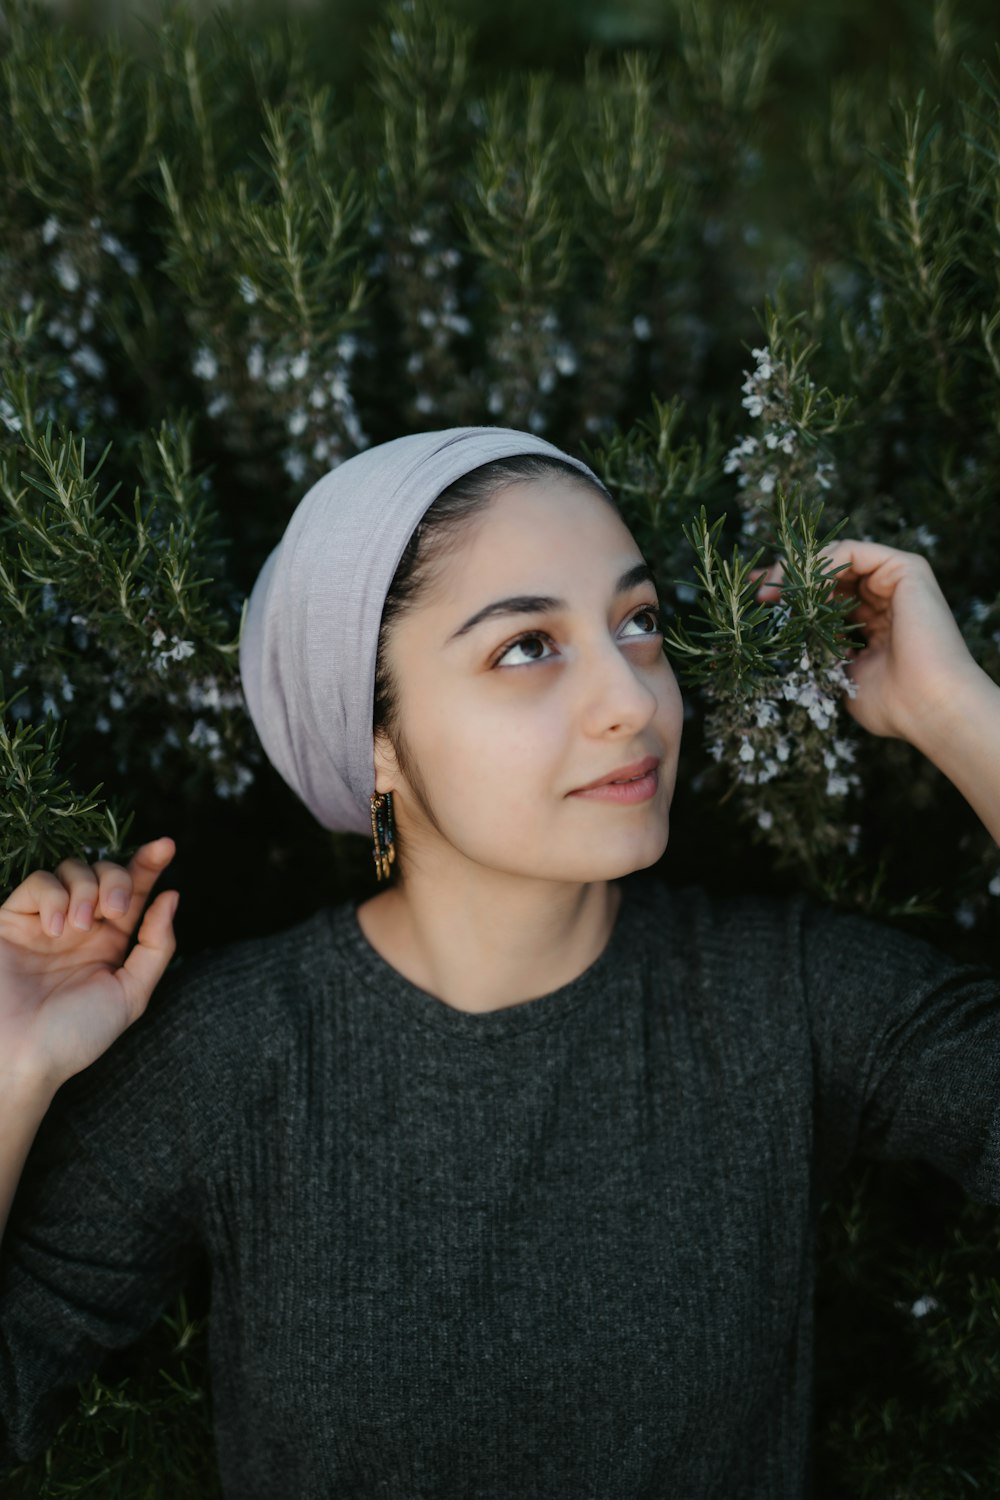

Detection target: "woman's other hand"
[0, 838, 179, 1098]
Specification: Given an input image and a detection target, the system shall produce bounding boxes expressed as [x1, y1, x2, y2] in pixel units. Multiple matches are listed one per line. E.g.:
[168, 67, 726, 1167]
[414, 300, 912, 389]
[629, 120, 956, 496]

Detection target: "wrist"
[899, 661, 998, 763]
[0, 1063, 60, 1118]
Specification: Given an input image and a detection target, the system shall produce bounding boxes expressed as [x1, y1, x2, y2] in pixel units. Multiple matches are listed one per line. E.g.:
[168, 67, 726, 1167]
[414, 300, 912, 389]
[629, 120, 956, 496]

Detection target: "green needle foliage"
[1, 0, 999, 1493]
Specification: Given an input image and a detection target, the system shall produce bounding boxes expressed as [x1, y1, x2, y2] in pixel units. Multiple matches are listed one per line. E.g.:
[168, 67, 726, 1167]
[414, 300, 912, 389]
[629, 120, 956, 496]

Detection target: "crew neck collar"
[324, 871, 659, 1041]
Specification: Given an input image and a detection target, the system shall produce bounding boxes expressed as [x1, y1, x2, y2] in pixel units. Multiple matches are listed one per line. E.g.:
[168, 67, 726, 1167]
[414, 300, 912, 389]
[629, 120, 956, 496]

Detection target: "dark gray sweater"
[2, 871, 999, 1498]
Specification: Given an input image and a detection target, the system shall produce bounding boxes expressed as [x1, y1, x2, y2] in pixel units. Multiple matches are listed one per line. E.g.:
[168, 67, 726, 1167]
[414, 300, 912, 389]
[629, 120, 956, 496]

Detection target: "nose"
[576, 632, 661, 731]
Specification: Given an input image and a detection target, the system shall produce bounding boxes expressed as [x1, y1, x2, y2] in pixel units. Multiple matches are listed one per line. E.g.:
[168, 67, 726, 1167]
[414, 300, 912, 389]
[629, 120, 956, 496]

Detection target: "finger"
[119, 838, 177, 924]
[1, 868, 79, 938]
[90, 860, 136, 923]
[52, 856, 100, 931]
[113, 888, 180, 1024]
[817, 538, 931, 600]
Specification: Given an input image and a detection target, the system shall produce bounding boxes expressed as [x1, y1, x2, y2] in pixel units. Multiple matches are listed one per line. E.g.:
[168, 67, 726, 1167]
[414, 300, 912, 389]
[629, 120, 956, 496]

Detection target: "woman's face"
[375, 476, 685, 884]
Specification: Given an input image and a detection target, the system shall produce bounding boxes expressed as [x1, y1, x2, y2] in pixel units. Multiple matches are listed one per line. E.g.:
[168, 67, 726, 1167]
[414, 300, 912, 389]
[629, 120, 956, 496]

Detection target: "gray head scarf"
[238, 425, 613, 836]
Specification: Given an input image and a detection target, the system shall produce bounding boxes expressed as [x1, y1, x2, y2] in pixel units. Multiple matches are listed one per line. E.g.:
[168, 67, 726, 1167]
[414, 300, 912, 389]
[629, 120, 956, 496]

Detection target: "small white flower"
[286, 408, 308, 436]
[0, 397, 22, 433]
[738, 739, 756, 762]
[538, 367, 557, 394]
[329, 373, 349, 403]
[42, 215, 61, 244]
[216, 763, 256, 799]
[910, 1295, 939, 1319]
[742, 393, 765, 418]
[109, 687, 126, 710]
[53, 252, 80, 293]
[758, 470, 776, 494]
[247, 344, 265, 381]
[187, 679, 222, 711]
[283, 450, 307, 483]
[988, 875, 1000, 897]
[238, 274, 258, 304]
[290, 351, 310, 380]
[555, 346, 578, 377]
[632, 314, 652, 341]
[189, 718, 221, 749]
[757, 809, 774, 830]
[266, 359, 290, 392]
[826, 773, 851, 797]
[442, 312, 472, 336]
[207, 393, 231, 418]
[192, 345, 218, 381]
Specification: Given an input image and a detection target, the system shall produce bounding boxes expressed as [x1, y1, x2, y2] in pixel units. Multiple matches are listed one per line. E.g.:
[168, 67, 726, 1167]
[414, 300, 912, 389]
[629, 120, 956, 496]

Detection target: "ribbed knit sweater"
[2, 870, 999, 1498]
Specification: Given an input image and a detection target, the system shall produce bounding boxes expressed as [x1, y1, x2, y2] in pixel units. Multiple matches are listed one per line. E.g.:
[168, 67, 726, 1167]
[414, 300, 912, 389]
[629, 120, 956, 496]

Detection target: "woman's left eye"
[492, 604, 662, 668]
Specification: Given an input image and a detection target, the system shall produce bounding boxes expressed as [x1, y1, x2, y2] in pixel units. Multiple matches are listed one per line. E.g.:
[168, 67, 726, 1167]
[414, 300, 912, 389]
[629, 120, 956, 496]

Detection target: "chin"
[588, 833, 669, 883]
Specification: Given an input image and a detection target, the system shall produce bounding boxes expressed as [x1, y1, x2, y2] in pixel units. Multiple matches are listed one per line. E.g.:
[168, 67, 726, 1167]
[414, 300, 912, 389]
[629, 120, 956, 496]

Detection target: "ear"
[372, 727, 399, 791]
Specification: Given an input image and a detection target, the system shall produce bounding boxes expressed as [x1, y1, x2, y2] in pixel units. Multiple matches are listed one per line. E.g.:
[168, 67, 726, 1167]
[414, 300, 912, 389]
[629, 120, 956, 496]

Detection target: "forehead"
[432, 476, 629, 577]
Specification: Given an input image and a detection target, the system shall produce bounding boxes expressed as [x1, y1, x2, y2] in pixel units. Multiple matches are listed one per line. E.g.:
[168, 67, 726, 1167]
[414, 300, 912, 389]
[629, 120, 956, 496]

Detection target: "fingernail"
[108, 890, 128, 913]
[50, 910, 64, 936]
[73, 902, 93, 930]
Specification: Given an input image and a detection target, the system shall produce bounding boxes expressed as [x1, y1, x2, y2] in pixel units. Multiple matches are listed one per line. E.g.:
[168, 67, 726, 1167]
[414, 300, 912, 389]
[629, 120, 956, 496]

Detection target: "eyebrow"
[444, 561, 658, 645]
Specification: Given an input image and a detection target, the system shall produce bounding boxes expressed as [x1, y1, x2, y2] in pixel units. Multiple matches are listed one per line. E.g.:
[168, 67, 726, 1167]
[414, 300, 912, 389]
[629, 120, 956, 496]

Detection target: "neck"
[355, 875, 624, 1015]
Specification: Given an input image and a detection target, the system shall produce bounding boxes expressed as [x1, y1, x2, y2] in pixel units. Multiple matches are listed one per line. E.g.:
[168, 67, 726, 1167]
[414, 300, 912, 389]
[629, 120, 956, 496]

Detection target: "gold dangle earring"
[369, 790, 397, 882]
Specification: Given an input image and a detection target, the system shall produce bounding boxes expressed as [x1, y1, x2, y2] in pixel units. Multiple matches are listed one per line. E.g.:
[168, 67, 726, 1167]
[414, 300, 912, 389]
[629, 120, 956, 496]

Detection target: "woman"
[1, 425, 998, 1498]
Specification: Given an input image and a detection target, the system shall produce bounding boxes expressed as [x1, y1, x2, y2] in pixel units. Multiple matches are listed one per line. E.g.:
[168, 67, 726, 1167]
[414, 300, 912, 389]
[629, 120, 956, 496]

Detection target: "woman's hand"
[0, 837, 179, 1099]
[752, 538, 981, 744]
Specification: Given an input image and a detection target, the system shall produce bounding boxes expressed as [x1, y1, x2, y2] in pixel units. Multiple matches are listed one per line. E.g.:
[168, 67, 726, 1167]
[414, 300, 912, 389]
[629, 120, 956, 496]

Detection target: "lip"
[569, 754, 661, 794]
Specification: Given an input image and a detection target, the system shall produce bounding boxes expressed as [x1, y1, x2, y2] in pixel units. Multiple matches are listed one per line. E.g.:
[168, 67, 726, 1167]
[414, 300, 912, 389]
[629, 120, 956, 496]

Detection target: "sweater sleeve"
[0, 935, 267, 1474]
[797, 896, 1000, 1203]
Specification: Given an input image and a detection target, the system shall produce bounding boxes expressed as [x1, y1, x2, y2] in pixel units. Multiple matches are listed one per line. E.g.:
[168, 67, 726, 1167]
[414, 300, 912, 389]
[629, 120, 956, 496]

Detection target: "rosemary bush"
[2, 0, 999, 1492]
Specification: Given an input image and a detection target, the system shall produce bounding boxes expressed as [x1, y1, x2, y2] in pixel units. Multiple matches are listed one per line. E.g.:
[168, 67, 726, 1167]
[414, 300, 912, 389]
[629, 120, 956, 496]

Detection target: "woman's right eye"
[493, 632, 554, 669]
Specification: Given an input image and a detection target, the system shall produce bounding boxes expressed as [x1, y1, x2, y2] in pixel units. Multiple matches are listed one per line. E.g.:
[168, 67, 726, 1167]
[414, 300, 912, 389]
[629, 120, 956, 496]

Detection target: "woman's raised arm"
[0, 837, 179, 1243]
[754, 539, 1000, 843]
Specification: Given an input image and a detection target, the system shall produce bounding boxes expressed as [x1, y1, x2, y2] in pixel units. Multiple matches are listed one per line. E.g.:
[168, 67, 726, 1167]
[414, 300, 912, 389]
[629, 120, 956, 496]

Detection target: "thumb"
[114, 889, 180, 1024]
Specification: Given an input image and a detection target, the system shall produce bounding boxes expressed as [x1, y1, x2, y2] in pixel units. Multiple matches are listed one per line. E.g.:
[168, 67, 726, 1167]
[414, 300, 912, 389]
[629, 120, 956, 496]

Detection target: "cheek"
[420, 687, 565, 819]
